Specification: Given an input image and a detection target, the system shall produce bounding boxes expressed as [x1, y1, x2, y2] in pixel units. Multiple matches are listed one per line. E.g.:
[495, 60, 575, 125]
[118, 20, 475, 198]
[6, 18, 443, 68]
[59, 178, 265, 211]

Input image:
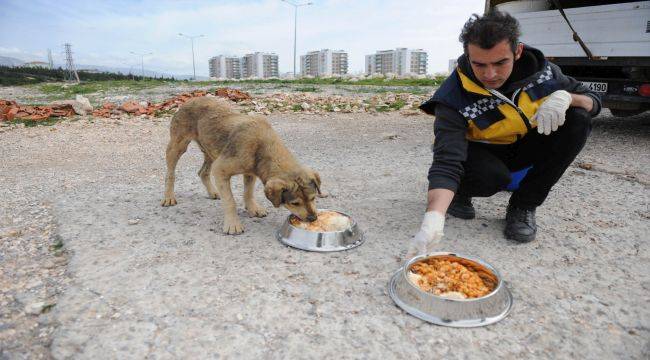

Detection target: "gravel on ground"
[0, 107, 648, 359]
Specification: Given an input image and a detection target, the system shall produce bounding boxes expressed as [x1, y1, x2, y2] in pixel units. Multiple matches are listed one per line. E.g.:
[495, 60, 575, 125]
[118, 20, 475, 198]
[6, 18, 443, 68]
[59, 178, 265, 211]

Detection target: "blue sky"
[0, 0, 485, 76]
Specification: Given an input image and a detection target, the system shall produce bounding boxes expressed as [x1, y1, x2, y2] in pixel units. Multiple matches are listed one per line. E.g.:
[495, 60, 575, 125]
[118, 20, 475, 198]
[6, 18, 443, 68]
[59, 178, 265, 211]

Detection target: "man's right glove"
[532, 90, 572, 135]
[406, 211, 445, 259]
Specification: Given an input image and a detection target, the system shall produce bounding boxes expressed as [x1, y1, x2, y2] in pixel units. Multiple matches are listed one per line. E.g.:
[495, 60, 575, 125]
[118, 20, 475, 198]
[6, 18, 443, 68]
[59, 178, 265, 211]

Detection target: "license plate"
[581, 81, 608, 94]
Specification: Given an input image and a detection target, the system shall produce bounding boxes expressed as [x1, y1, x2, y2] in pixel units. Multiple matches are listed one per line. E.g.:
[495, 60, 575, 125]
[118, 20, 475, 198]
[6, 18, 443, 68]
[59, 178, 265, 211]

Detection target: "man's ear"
[514, 42, 524, 61]
[264, 178, 287, 208]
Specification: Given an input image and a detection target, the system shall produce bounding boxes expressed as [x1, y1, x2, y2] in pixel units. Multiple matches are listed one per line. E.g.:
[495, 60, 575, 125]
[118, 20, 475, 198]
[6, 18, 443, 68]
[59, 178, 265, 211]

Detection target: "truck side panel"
[515, 1, 650, 58]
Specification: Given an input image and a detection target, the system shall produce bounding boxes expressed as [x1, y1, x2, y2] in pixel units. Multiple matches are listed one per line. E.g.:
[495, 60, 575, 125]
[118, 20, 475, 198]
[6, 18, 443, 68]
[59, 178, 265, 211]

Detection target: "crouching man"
[408, 10, 601, 257]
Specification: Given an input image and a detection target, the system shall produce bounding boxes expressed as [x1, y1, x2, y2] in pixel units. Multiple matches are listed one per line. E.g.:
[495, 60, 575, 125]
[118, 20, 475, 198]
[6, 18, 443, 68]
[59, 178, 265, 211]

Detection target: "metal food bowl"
[388, 252, 512, 327]
[276, 209, 364, 252]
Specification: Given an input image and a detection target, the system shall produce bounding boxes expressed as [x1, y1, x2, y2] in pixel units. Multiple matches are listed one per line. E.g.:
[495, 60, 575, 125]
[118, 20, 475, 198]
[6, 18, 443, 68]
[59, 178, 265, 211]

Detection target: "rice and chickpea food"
[408, 257, 496, 300]
[289, 210, 351, 232]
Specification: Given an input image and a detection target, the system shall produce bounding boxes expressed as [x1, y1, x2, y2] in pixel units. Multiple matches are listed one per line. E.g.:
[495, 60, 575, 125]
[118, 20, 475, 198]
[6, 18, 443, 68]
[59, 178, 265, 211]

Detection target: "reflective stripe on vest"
[456, 66, 558, 144]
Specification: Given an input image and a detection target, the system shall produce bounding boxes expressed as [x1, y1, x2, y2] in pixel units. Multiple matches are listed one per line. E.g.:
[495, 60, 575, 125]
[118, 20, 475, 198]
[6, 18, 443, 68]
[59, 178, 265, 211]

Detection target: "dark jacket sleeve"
[550, 62, 602, 117]
[427, 104, 468, 192]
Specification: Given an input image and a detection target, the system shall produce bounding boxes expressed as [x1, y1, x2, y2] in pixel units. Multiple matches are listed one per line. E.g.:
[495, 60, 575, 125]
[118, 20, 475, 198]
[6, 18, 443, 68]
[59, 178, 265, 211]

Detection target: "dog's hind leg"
[243, 175, 267, 218]
[161, 137, 191, 206]
[198, 152, 219, 199]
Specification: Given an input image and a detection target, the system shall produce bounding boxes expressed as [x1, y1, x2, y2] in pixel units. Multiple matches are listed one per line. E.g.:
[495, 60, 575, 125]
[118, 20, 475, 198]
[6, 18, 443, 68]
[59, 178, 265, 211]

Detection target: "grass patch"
[38, 79, 172, 100]
[338, 85, 432, 95]
[51, 238, 63, 250]
[375, 105, 391, 112]
[49, 235, 64, 255]
[7, 77, 441, 101]
[291, 104, 303, 111]
[153, 109, 177, 117]
[294, 85, 320, 93]
[10, 117, 64, 127]
[388, 99, 407, 110]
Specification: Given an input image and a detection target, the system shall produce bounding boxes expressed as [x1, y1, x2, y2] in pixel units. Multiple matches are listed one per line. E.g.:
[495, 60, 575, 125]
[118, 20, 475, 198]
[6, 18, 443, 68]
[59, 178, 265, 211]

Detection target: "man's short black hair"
[459, 10, 521, 53]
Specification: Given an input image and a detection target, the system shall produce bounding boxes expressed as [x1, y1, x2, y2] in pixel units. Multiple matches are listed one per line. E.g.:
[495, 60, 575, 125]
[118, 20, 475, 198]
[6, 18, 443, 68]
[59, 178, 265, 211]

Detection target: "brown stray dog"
[161, 97, 322, 235]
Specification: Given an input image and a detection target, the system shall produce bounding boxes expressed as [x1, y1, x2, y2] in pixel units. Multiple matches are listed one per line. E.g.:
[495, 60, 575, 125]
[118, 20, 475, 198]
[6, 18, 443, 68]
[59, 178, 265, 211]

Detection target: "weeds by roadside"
[8, 117, 65, 127]
[293, 86, 321, 93]
[37, 80, 173, 100]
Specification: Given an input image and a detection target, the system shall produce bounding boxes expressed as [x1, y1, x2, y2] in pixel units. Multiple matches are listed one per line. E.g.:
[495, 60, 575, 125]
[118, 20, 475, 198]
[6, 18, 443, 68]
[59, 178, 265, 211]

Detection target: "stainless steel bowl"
[276, 209, 364, 252]
[388, 252, 512, 327]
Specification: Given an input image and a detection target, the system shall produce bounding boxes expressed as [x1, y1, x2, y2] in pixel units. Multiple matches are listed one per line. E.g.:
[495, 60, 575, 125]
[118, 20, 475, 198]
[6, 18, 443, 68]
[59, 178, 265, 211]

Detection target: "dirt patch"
[0, 106, 648, 358]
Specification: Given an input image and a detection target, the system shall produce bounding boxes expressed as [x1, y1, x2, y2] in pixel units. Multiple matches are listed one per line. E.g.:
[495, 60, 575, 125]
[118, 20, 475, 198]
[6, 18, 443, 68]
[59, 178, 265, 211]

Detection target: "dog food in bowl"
[408, 257, 495, 299]
[289, 210, 351, 232]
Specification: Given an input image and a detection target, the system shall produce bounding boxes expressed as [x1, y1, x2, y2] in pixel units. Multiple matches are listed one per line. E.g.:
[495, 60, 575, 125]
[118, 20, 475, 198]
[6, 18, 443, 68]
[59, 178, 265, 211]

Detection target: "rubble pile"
[92, 90, 210, 118]
[0, 99, 76, 121]
[215, 88, 252, 102]
[51, 95, 94, 116]
[1, 87, 426, 122]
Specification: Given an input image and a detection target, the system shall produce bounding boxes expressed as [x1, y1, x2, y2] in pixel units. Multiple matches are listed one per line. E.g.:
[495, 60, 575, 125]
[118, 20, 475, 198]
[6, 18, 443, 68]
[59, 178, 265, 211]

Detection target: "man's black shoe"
[504, 204, 537, 243]
[447, 195, 475, 219]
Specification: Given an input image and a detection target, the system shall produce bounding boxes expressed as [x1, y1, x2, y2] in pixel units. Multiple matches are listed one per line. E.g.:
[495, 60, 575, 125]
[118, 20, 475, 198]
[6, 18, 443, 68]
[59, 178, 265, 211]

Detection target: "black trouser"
[457, 107, 592, 210]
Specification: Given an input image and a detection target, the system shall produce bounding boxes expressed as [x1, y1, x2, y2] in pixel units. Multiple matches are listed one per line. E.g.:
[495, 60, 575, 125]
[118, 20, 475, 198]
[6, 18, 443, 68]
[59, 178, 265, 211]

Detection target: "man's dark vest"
[427, 61, 564, 144]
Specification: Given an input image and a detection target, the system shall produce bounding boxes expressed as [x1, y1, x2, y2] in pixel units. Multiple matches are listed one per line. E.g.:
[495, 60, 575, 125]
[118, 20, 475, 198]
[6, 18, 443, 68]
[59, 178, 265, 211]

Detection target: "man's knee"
[481, 168, 511, 195]
[462, 165, 511, 196]
[493, 168, 512, 192]
[564, 107, 592, 136]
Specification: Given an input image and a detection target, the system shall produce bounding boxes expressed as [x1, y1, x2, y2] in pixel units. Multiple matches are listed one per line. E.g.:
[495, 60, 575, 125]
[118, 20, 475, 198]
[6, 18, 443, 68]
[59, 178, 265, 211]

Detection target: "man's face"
[467, 40, 523, 89]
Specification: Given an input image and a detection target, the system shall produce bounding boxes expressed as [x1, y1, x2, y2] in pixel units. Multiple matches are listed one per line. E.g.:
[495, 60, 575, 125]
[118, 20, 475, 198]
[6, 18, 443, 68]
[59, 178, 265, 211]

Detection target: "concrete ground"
[0, 110, 648, 359]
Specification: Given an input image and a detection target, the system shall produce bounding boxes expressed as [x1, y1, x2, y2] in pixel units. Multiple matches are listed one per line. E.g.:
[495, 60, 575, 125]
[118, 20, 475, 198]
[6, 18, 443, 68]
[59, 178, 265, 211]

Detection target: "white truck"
[486, 0, 650, 116]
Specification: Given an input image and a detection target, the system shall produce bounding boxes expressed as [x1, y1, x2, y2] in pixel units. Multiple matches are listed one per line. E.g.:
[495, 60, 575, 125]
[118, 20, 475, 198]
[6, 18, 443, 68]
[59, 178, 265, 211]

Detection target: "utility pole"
[280, 0, 312, 78]
[130, 51, 152, 79]
[178, 33, 204, 80]
[47, 49, 54, 69]
[63, 43, 80, 83]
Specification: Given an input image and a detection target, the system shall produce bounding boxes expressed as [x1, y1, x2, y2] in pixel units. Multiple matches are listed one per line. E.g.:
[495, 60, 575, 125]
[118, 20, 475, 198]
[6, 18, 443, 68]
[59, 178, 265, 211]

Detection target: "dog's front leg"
[243, 175, 267, 218]
[213, 172, 244, 235]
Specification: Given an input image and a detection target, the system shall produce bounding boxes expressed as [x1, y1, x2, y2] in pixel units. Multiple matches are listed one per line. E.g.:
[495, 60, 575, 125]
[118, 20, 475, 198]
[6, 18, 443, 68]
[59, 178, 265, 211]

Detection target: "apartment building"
[300, 49, 348, 77]
[365, 48, 428, 76]
[448, 58, 458, 74]
[209, 55, 241, 79]
[365, 55, 373, 75]
[241, 52, 279, 79]
[208, 52, 278, 79]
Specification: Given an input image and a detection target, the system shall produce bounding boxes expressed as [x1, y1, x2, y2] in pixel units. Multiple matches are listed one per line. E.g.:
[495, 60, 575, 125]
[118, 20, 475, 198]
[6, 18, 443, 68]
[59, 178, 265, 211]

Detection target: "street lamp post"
[280, 0, 312, 78]
[130, 51, 152, 79]
[179, 33, 204, 80]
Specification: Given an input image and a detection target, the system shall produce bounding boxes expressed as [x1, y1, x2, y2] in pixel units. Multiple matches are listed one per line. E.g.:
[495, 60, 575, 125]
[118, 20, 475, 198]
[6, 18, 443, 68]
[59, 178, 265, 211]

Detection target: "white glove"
[406, 211, 445, 259]
[532, 90, 572, 135]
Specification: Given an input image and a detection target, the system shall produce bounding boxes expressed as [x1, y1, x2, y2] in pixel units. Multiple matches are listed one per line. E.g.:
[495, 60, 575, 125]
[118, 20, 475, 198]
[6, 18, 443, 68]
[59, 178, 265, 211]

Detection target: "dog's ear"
[264, 178, 288, 208]
[307, 170, 322, 195]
